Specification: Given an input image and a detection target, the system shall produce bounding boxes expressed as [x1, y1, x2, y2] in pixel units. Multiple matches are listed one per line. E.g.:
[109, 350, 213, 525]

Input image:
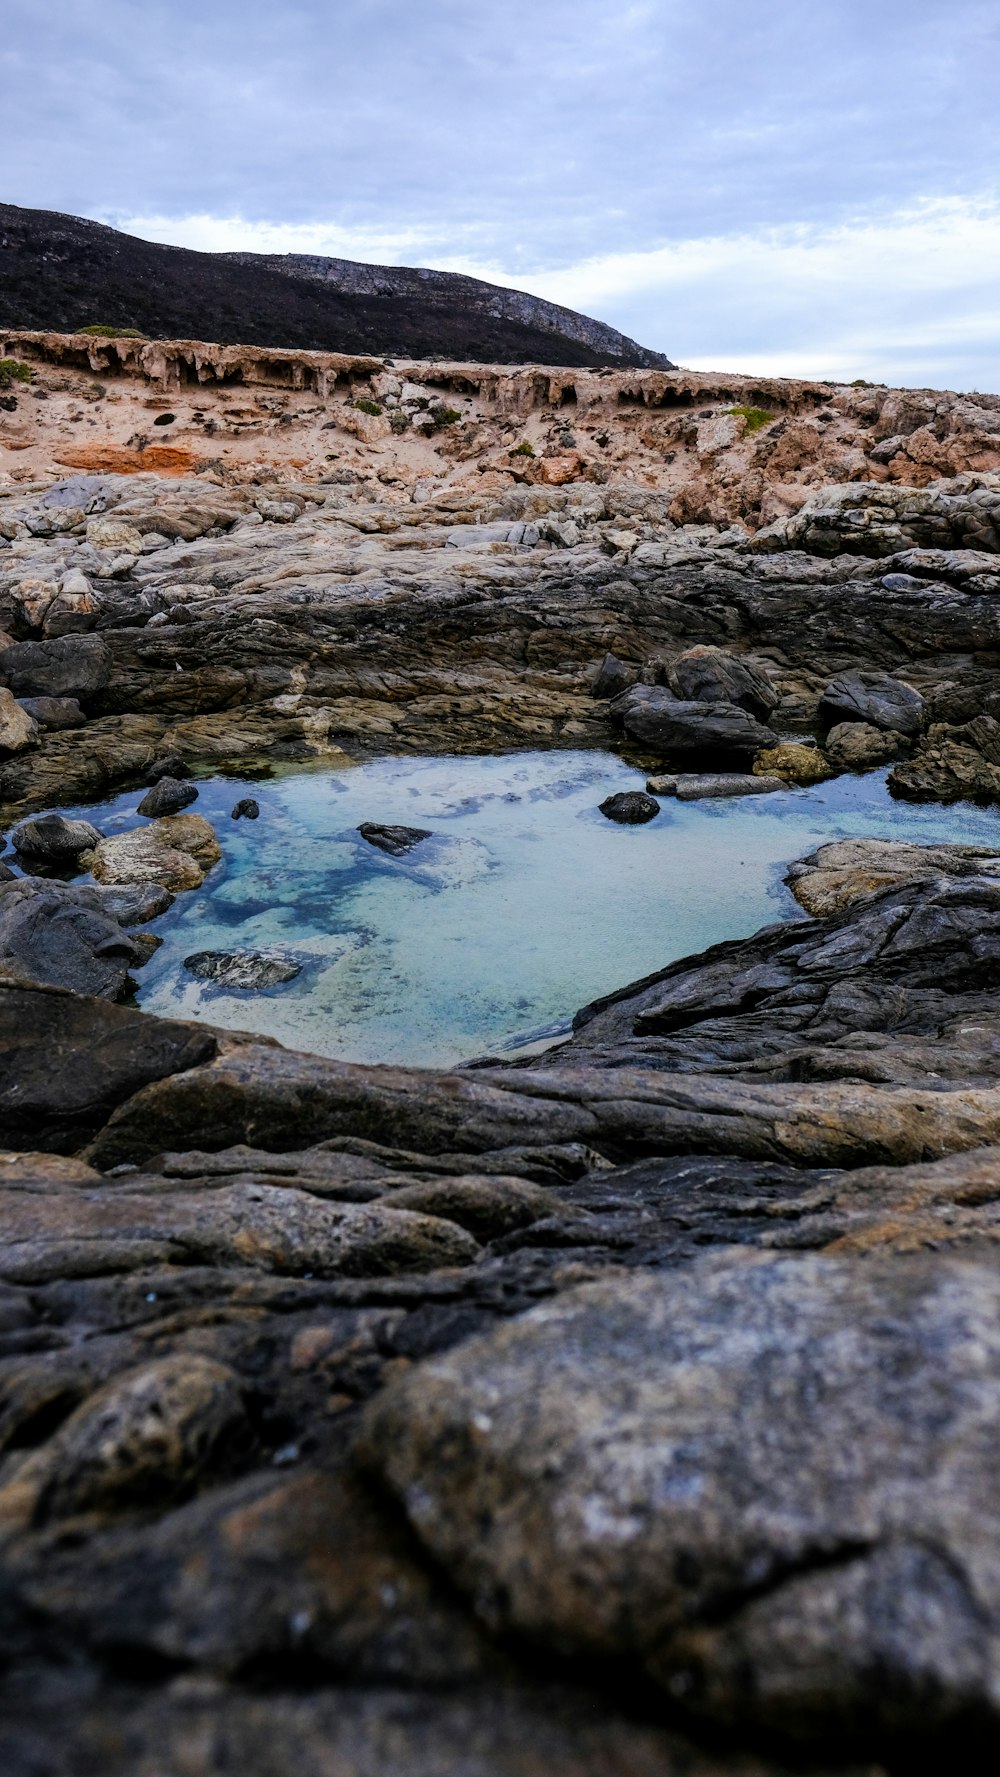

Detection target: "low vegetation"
[351, 397, 383, 416]
[725, 404, 774, 434]
[512, 439, 535, 456]
[78, 323, 147, 339]
[0, 357, 33, 388]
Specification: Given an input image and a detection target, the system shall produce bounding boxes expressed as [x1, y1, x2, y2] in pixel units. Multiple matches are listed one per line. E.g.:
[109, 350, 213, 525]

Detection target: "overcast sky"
[3, 1, 1000, 388]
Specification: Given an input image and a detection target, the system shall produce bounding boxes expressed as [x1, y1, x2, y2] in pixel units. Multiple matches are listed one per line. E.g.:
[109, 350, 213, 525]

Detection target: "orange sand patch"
[52, 444, 206, 475]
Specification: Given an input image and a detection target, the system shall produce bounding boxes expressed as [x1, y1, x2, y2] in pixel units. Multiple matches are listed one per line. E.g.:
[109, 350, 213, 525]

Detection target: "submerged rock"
[184, 950, 303, 990]
[599, 791, 660, 824]
[137, 775, 199, 817]
[10, 812, 102, 862]
[364, 1251, 1000, 1741]
[358, 822, 433, 857]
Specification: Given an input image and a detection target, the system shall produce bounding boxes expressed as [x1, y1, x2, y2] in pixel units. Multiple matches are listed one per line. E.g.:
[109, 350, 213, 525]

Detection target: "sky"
[3, 0, 1000, 389]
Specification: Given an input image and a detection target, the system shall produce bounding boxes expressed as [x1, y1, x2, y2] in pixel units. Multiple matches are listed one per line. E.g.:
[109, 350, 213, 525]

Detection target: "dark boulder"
[184, 950, 302, 990]
[231, 798, 260, 820]
[0, 634, 110, 701]
[0, 978, 217, 1153]
[615, 687, 779, 762]
[358, 823, 433, 857]
[668, 645, 779, 719]
[0, 877, 141, 998]
[10, 813, 102, 863]
[820, 669, 924, 736]
[137, 776, 199, 818]
[598, 791, 660, 824]
[17, 695, 86, 730]
[146, 753, 192, 784]
[590, 652, 638, 700]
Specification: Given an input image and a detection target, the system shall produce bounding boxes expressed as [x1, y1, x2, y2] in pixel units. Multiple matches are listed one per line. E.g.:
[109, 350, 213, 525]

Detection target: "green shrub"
[431, 405, 461, 427]
[78, 323, 147, 339]
[725, 405, 774, 434]
[0, 358, 33, 388]
[512, 440, 535, 457]
[850, 378, 872, 388]
[351, 397, 383, 416]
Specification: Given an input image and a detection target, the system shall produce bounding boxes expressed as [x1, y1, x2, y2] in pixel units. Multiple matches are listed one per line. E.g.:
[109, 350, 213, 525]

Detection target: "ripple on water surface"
[64, 750, 1000, 1067]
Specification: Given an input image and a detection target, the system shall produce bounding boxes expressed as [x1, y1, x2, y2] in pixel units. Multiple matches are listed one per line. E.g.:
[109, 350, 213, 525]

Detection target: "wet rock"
[0, 979, 217, 1153]
[231, 797, 260, 820]
[184, 950, 302, 990]
[0, 878, 140, 998]
[647, 773, 785, 799]
[590, 652, 637, 700]
[146, 753, 192, 784]
[820, 669, 924, 736]
[136, 775, 199, 818]
[616, 688, 778, 763]
[358, 822, 433, 857]
[84, 881, 175, 925]
[824, 721, 910, 770]
[86, 813, 221, 892]
[10, 813, 102, 863]
[16, 696, 86, 730]
[753, 741, 833, 784]
[0, 688, 37, 755]
[599, 791, 660, 824]
[363, 1250, 1000, 1740]
[0, 634, 110, 701]
[667, 645, 779, 720]
[786, 838, 1000, 917]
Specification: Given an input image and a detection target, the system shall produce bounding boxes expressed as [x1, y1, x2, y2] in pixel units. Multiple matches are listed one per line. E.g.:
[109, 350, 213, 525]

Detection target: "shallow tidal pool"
[66, 750, 1000, 1067]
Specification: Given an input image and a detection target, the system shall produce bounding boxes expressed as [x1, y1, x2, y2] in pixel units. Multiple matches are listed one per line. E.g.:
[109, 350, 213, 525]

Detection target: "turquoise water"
[66, 751, 1000, 1067]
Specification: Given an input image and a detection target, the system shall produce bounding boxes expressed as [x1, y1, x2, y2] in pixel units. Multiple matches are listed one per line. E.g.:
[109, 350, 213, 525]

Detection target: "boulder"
[86, 514, 143, 553]
[17, 695, 86, 730]
[231, 797, 260, 820]
[647, 773, 785, 799]
[184, 950, 302, 990]
[0, 634, 110, 701]
[590, 652, 638, 700]
[358, 823, 432, 857]
[146, 753, 192, 784]
[667, 645, 779, 720]
[86, 813, 221, 892]
[10, 812, 103, 863]
[889, 715, 1000, 803]
[363, 1251, 1000, 1740]
[753, 742, 833, 785]
[0, 686, 38, 753]
[824, 721, 911, 770]
[137, 775, 199, 817]
[598, 791, 660, 824]
[0, 877, 141, 998]
[819, 669, 924, 736]
[616, 687, 778, 762]
[786, 837, 1000, 917]
[0, 978, 216, 1152]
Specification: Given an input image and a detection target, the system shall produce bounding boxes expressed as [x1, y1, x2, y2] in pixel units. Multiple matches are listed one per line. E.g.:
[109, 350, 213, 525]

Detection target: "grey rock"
[358, 822, 433, 857]
[590, 652, 638, 700]
[17, 695, 86, 730]
[10, 813, 103, 863]
[647, 773, 785, 799]
[231, 797, 260, 820]
[824, 721, 910, 769]
[598, 791, 660, 823]
[137, 776, 199, 817]
[615, 687, 779, 762]
[667, 645, 779, 720]
[0, 877, 140, 998]
[819, 670, 924, 736]
[0, 634, 110, 700]
[146, 753, 192, 784]
[184, 949, 303, 990]
[363, 1250, 1000, 1739]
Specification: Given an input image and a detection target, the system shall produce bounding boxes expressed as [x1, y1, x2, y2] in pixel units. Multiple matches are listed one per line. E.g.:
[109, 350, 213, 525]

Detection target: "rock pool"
[63, 750, 1000, 1067]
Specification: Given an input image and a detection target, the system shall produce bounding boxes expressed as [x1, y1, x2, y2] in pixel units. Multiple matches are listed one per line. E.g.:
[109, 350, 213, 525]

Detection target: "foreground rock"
[10, 812, 102, 863]
[0, 877, 141, 997]
[364, 1250, 1000, 1741]
[786, 837, 1000, 916]
[85, 812, 221, 890]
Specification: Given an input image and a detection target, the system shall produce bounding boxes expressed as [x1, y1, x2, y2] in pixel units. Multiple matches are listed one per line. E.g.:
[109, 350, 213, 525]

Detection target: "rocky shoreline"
[3, 348, 1000, 1774]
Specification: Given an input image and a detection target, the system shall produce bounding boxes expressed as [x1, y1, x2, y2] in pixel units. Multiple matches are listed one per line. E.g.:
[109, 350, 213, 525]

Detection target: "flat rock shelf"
[57, 749, 1000, 1066]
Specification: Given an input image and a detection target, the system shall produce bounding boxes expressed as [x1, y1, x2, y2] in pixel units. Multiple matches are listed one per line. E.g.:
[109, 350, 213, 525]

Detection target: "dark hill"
[0, 204, 673, 368]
